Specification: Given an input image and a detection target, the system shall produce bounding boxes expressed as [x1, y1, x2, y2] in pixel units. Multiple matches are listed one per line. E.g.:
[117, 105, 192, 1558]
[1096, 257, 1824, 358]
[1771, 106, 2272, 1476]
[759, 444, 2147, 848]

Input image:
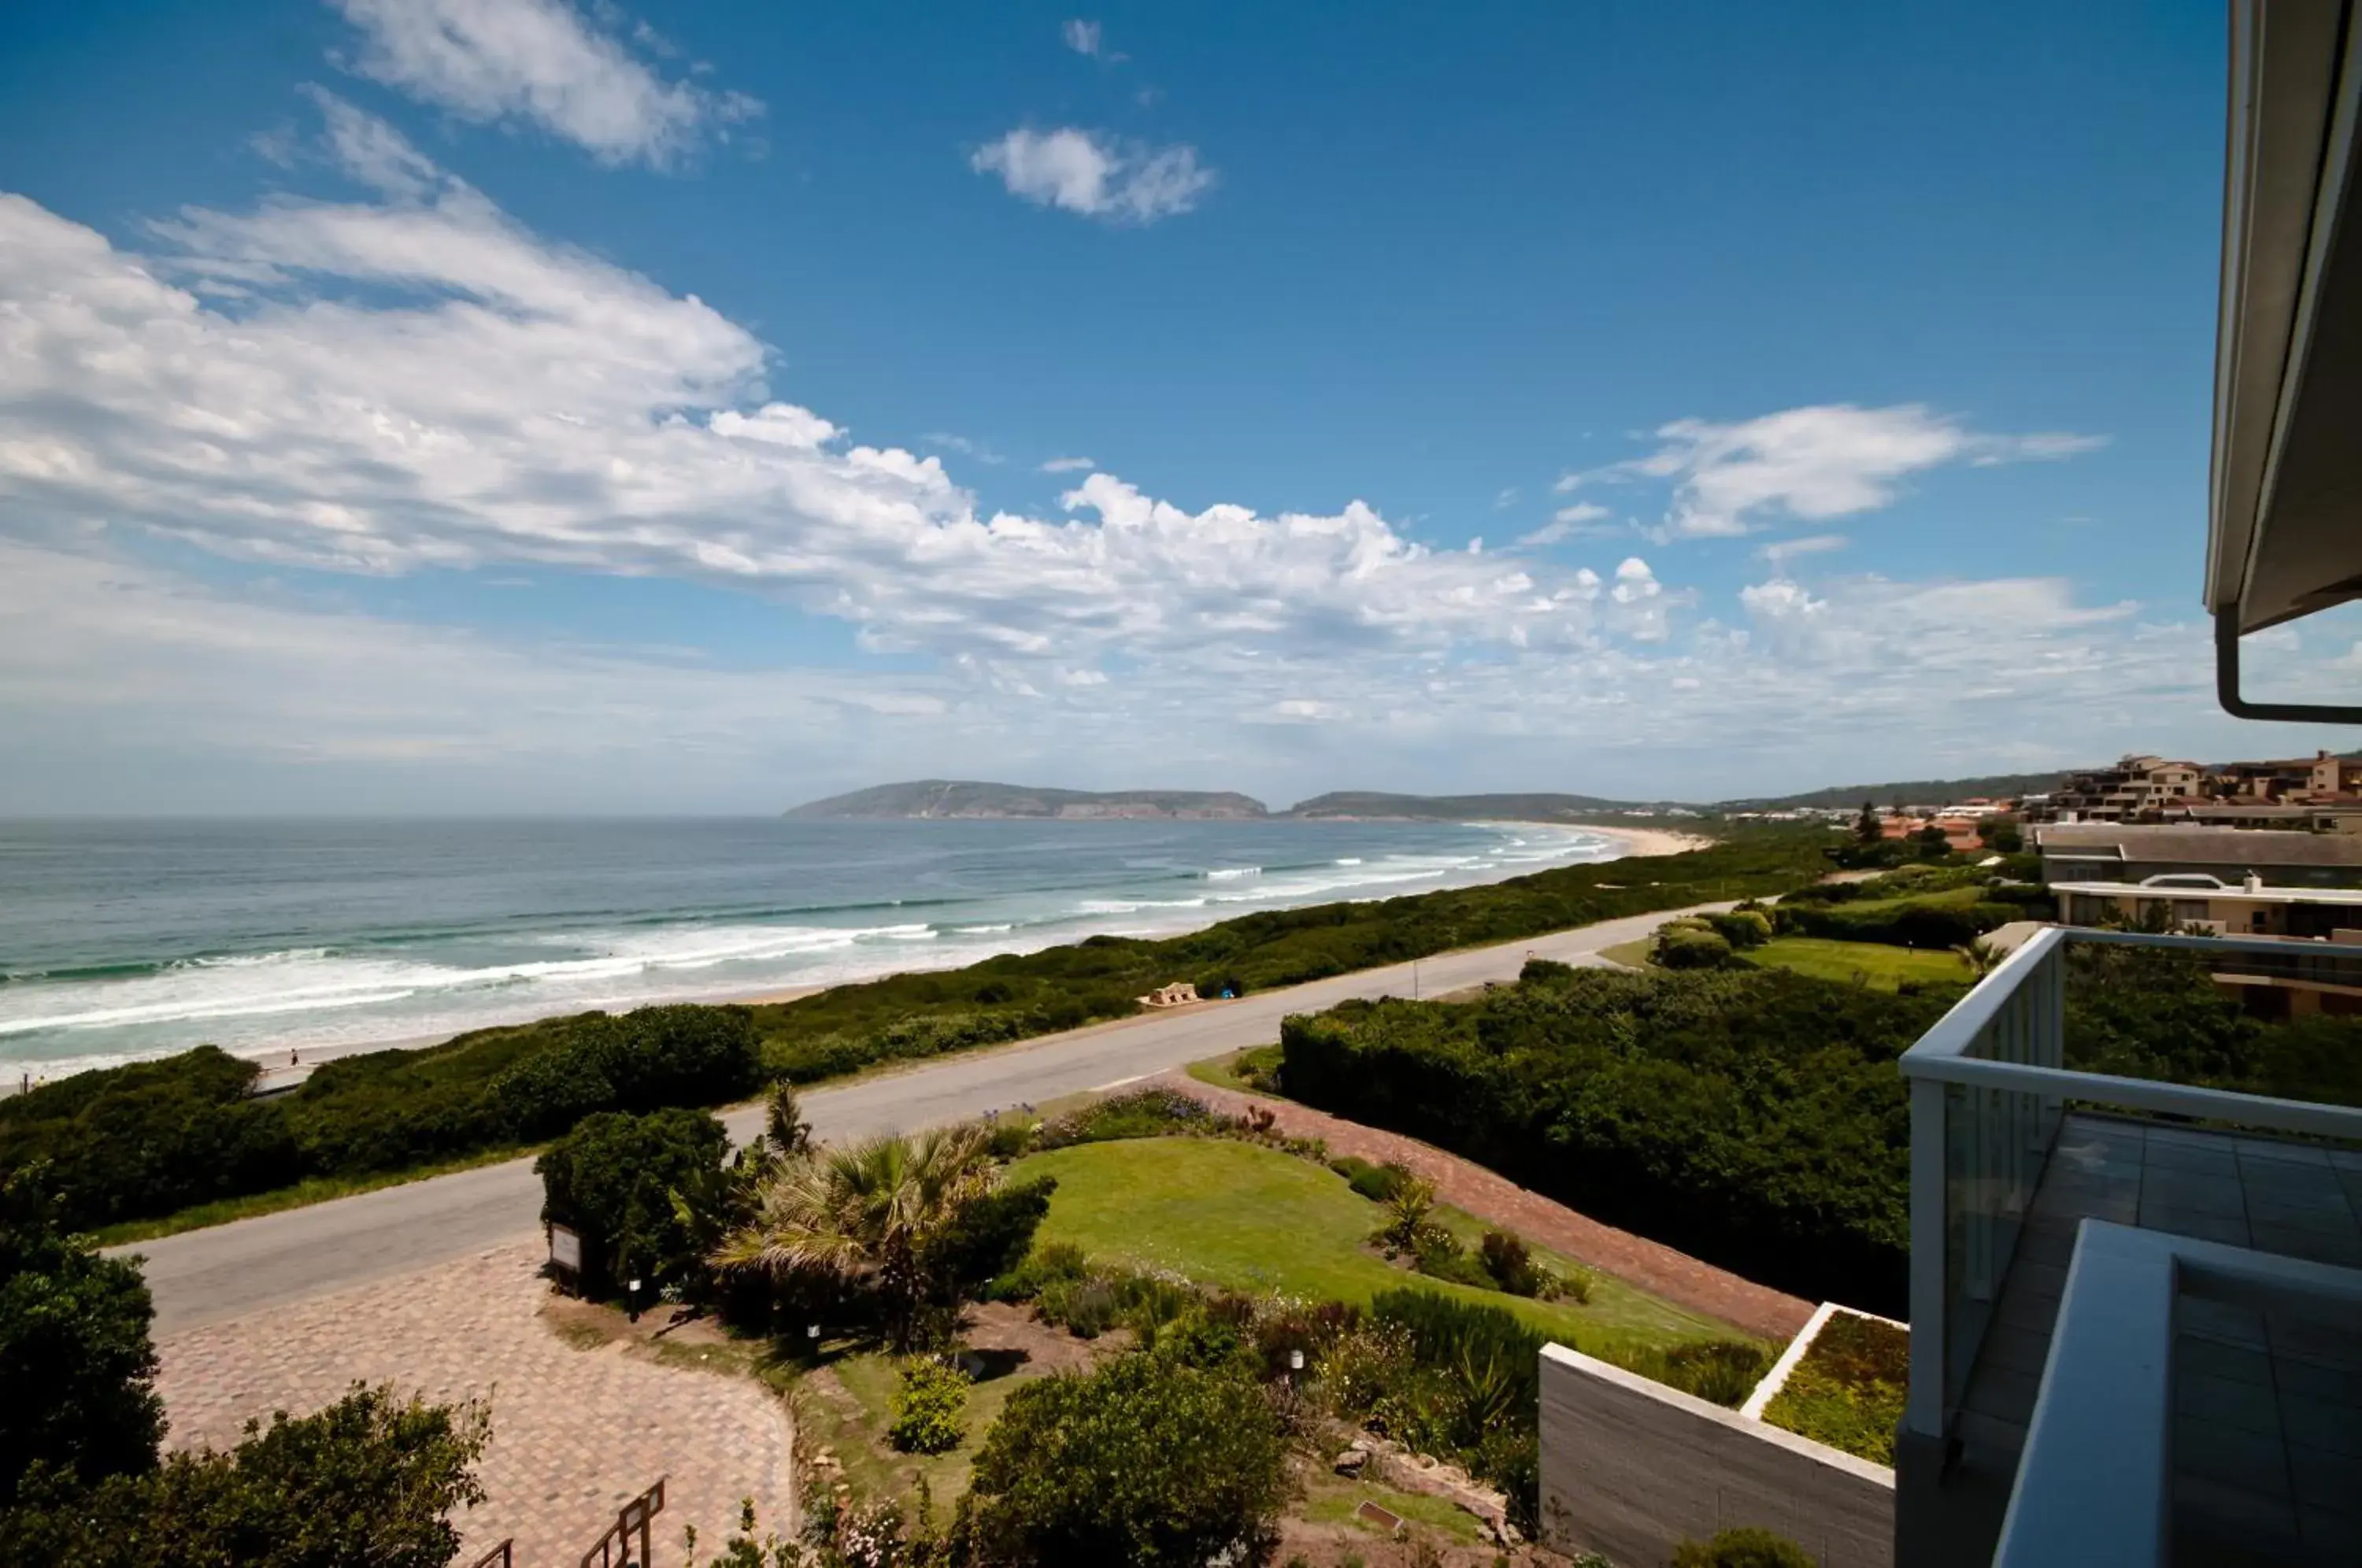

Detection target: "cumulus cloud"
[1040, 457, 1095, 473]
[330, 0, 761, 167]
[0, 108, 1614, 686]
[970, 128, 1212, 224]
[1063, 19, 1104, 57]
[1562, 404, 2106, 539]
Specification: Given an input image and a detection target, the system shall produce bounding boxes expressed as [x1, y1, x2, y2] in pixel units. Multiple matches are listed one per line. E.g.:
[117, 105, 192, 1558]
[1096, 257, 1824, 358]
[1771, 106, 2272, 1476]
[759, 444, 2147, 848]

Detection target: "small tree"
[763, 1084, 812, 1157]
[1853, 799, 1882, 845]
[963, 1355, 1288, 1566]
[0, 1169, 164, 1499]
[535, 1108, 729, 1299]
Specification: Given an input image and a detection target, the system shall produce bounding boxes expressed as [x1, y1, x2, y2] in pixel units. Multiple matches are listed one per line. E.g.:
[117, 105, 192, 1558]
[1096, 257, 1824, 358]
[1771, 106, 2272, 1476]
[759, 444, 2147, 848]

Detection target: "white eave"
[2208, 0, 2362, 634]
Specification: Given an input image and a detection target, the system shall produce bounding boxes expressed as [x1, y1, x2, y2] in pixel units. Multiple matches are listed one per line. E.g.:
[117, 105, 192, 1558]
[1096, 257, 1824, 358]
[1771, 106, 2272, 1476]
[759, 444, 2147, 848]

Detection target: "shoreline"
[9, 819, 1704, 1094]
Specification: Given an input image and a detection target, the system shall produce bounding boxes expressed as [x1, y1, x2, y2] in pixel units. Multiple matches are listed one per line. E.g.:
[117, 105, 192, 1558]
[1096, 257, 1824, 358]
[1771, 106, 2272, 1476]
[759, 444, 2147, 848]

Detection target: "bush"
[987, 1241, 1087, 1303]
[1410, 1231, 1491, 1289]
[1671, 1527, 1816, 1568]
[887, 1358, 971, 1454]
[1705, 910, 1773, 949]
[0, 1048, 302, 1233]
[1283, 965, 1936, 1311]
[6, 1384, 489, 1568]
[1035, 1276, 1120, 1339]
[0, 1172, 163, 1498]
[1660, 1340, 1772, 1407]
[1654, 924, 1738, 969]
[1033, 1089, 1214, 1149]
[1477, 1230, 1553, 1298]
[533, 1108, 729, 1298]
[1330, 1156, 1410, 1204]
[963, 1355, 1287, 1567]
[920, 1176, 1057, 1307]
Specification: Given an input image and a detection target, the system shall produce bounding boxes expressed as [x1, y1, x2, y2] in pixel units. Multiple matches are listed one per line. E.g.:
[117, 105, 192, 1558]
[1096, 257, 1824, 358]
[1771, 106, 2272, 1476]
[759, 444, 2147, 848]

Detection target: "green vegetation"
[1672, 1527, 1818, 1568]
[1760, 1310, 1908, 1465]
[5, 830, 1833, 1240]
[534, 1107, 731, 1300]
[963, 1353, 1289, 1567]
[1281, 960, 1945, 1314]
[2, 1183, 489, 1568]
[1743, 937, 1974, 992]
[1, 1006, 762, 1235]
[2067, 941, 2362, 1110]
[1184, 1044, 1283, 1096]
[6, 1385, 491, 1568]
[1004, 1137, 1731, 1359]
[0, 1172, 163, 1501]
[887, 1359, 972, 1455]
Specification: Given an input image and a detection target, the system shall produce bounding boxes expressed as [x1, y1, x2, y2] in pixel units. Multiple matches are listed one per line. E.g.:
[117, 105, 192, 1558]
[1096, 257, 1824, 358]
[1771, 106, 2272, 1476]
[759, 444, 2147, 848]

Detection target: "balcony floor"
[1955, 1112, 2362, 1563]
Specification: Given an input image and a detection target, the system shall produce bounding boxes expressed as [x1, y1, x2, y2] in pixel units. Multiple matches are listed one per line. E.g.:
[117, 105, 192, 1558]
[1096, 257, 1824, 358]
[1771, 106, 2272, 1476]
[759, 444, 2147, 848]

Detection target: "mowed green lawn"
[1742, 936, 1972, 990]
[1005, 1137, 1744, 1361]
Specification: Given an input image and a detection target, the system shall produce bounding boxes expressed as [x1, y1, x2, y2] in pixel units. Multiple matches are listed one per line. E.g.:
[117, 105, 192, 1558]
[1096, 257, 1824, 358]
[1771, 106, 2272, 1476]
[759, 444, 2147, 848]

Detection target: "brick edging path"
[1158, 1074, 1814, 1343]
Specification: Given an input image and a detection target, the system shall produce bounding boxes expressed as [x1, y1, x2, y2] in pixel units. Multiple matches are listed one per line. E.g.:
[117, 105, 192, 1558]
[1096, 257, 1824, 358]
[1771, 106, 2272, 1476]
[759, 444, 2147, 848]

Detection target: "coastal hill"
[786, 780, 1271, 820]
[1286, 790, 1642, 820]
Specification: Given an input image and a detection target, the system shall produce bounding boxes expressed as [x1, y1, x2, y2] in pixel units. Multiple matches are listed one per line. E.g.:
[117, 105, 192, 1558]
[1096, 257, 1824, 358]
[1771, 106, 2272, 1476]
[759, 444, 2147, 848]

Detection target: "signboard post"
[547, 1222, 583, 1292]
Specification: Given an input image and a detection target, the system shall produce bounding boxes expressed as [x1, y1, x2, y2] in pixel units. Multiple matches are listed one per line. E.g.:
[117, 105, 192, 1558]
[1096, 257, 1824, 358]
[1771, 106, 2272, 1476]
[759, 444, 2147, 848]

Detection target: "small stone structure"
[1139, 981, 1201, 1008]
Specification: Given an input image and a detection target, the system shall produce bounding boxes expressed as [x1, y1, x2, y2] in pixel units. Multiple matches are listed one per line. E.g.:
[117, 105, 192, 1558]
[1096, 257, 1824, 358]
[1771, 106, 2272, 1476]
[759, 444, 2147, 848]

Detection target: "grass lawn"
[1184, 1043, 1283, 1096]
[1741, 937, 1971, 991]
[1597, 937, 1656, 969]
[1005, 1137, 1745, 1360]
[1299, 1474, 1485, 1544]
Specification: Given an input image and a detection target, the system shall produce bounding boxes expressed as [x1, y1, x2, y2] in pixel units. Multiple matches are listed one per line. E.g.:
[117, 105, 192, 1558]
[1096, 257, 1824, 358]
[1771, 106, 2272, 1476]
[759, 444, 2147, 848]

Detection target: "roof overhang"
[2208, 1, 2362, 718]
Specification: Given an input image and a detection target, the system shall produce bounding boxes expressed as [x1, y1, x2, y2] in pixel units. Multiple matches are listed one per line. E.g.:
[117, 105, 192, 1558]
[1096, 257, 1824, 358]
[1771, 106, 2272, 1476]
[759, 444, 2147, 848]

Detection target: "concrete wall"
[1538, 1344, 1894, 1568]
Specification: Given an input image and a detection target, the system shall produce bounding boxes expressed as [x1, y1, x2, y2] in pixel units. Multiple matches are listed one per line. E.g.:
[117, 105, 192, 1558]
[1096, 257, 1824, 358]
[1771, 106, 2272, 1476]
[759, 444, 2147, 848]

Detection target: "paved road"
[124, 904, 1718, 1335]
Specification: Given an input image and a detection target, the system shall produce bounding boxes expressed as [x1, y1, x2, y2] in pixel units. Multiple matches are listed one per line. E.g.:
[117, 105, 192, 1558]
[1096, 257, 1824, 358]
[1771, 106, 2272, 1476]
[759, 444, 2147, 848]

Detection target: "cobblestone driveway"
[155, 1241, 794, 1565]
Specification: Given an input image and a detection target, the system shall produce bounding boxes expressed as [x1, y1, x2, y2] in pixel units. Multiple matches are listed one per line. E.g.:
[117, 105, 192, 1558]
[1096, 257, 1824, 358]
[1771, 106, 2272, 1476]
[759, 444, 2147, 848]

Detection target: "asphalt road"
[124, 903, 1721, 1336]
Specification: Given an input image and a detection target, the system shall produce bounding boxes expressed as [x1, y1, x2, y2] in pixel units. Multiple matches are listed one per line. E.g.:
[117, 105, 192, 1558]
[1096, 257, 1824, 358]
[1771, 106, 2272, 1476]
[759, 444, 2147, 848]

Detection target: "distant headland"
[784, 780, 1653, 823]
[783, 780, 1270, 820]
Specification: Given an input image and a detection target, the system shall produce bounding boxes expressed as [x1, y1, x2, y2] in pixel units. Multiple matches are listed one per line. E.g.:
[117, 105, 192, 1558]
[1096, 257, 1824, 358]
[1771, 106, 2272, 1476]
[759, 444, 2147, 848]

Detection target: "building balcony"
[1895, 927, 2362, 1566]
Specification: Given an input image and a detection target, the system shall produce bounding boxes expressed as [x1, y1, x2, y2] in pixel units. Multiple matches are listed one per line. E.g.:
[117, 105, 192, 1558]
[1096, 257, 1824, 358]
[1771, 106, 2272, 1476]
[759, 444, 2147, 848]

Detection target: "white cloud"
[1567, 404, 2107, 539]
[4, 107, 2285, 807]
[1493, 487, 1519, 508]
[0, 111, 1614, 684]
[924, 432, 1005, 465]
[330, 0, 761, 168]
[1040, 457, 1095, 474]
[1063, 19, 1103, 57]
[970, 128, 1212, 224]
[1517, 502, 1611, 546]
[1757, 533, 1849, 563]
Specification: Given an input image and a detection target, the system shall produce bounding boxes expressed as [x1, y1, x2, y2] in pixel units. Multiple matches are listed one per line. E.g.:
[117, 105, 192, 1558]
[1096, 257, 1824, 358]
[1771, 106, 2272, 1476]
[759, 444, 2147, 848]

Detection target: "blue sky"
[0, 0, 2350, 812]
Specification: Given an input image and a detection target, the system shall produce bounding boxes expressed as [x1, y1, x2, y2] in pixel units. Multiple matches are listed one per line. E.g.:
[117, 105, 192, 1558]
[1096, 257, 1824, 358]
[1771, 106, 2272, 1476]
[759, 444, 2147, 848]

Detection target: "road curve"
[124, 904, 1720, 1335]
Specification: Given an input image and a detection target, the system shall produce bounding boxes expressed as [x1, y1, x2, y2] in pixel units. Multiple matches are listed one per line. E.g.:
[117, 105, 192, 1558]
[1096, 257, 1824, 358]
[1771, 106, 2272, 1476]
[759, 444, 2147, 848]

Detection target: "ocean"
[0, 817, 1619, 1082]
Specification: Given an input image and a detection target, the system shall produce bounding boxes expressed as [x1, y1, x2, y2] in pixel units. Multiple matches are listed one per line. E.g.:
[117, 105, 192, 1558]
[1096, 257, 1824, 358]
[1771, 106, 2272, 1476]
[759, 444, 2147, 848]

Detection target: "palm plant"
[710, 1125, 994, 1350]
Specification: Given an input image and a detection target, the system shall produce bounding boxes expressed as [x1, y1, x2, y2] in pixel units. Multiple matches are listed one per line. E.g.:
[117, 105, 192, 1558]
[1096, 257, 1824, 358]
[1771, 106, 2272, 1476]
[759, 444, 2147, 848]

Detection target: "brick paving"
[154, 1241, 794, 1566]
[1163, 1074, 1815, 1341]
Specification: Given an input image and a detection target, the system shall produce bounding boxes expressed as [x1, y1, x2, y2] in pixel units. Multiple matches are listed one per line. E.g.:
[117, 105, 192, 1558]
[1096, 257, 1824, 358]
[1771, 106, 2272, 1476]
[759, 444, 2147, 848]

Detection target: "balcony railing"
[1897, 925, 2362, 1444]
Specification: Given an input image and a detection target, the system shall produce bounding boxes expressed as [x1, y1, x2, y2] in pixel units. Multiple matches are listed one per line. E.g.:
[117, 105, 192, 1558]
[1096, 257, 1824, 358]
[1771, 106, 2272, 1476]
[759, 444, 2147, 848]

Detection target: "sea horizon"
[0, 815, 1647, 1085]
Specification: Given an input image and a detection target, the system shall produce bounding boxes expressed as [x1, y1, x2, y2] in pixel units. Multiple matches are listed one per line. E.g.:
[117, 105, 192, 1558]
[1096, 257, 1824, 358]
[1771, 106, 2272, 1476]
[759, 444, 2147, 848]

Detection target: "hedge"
[1280, 963, 1944, 1312]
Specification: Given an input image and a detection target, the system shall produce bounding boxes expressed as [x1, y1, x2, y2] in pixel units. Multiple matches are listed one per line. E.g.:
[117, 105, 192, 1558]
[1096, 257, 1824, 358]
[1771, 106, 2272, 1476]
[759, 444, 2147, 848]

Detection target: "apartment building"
[2034, 823, 2362, 889]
